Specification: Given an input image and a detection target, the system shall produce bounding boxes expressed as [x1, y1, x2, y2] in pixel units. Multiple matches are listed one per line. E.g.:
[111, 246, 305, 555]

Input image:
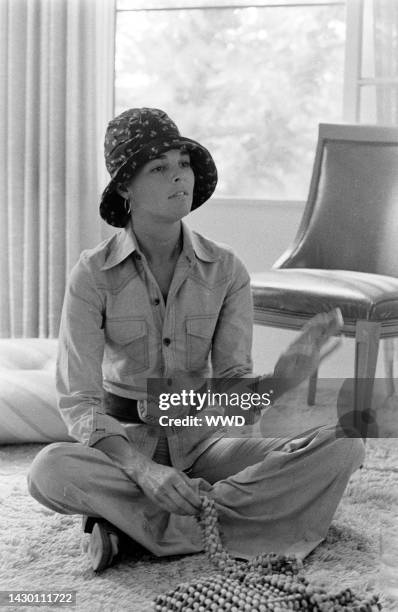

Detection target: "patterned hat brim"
[100, 136, 218, 227]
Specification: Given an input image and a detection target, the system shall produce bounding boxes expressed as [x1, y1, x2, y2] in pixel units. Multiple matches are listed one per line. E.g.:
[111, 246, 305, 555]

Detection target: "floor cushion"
[0, 338, 73, 444]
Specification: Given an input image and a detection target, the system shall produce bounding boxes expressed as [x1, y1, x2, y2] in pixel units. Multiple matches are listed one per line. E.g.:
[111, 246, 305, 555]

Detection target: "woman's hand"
[95, 436, 211, 515]
[131, 462, 211, 516]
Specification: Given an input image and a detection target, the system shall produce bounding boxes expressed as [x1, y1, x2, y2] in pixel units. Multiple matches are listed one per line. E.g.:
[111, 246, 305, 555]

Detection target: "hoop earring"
[123, 199, 131, 215]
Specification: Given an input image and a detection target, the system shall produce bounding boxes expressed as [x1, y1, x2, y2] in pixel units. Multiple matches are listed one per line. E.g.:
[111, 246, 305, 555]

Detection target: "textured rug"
[1, 384, 398, 612]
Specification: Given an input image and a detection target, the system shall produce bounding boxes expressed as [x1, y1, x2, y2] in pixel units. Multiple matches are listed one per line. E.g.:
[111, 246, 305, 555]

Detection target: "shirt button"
[163, 338, 171, 346]
[135, 253, 142, 260]
[153, 298, 160, 306]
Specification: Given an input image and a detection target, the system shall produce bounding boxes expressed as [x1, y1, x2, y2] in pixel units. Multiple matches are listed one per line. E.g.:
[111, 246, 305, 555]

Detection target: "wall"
[186, 197, 303, 272]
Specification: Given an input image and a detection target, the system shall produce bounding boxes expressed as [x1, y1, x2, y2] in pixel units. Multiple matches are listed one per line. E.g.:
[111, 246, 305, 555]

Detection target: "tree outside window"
[115, 3, 346, 199]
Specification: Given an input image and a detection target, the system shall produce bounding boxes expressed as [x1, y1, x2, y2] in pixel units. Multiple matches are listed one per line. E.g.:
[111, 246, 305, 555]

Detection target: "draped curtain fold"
[373, 0, 398, 122]
[0, 0, 115, 338]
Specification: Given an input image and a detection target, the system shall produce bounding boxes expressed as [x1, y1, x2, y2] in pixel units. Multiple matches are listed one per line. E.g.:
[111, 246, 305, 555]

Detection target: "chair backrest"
[275, 123, 398, 277]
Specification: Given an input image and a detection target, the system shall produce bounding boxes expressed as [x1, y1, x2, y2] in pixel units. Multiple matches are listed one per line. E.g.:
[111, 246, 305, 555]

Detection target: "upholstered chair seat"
[252, 269, 398, 323]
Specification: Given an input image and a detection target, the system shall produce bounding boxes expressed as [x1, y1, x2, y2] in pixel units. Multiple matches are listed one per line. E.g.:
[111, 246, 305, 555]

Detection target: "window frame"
[344, 0, 398, 122]
[117, 1, 345, 10]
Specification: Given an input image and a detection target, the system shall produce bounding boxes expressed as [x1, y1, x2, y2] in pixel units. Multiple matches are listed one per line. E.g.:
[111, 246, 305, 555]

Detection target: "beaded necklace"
[154, 496, 382, 612]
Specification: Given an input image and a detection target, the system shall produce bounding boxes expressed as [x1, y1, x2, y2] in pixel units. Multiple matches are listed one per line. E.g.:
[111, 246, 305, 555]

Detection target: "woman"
[28, 108, 364, 572]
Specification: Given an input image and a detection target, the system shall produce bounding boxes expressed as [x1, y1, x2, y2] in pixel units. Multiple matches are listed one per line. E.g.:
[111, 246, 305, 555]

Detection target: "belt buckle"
[137, 399, 157, 424]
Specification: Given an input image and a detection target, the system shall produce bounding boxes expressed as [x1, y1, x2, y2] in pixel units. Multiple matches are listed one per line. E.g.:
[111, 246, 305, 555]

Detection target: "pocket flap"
[106, 318, 147, 345]
[186, 316, 217, 339]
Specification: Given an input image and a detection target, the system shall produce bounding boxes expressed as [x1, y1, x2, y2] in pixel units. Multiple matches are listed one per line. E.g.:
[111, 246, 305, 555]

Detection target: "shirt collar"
[181, 223, 219, 263]
[100, 221, 138, 271]
[100, 220, 218, 271]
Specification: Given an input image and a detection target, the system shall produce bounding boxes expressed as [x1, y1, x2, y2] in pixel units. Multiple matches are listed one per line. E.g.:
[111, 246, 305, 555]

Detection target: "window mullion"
[343, 0, 364, 122]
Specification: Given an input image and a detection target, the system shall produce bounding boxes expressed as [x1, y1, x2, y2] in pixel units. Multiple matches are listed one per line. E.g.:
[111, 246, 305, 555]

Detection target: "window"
[344, 0, 398, 123]
[115, 1, 346, 199]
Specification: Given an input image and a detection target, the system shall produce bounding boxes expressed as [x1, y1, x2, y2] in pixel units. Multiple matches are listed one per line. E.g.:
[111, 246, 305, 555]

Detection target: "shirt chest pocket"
[186, 315, 217, 371]
[106, 317, 149, 373]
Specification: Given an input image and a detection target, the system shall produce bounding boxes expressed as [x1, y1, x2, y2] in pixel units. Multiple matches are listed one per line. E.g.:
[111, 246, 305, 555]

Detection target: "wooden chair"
[251, 123, 398, 435]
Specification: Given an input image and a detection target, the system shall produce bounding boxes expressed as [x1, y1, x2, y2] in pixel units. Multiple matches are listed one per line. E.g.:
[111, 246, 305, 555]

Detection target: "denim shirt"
[56, 221, 254, 469]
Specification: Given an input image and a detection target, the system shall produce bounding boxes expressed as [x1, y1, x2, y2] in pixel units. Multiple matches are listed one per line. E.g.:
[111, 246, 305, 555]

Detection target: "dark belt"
[103, 390, 142, 423]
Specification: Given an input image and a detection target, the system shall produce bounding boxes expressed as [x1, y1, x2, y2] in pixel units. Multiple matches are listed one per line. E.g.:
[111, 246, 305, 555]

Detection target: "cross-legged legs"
[27, 425, 364, 560]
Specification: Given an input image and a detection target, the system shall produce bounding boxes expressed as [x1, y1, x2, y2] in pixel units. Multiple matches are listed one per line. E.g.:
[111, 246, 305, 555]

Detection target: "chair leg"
[354, 321, 381, 439]
[383, 338, 395, 397]
[307, 369, 318, 405]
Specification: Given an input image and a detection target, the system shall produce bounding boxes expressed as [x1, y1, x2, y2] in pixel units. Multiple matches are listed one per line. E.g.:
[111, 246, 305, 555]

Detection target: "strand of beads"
[153, 496, 382, 612]
[198, 494, 238, 575]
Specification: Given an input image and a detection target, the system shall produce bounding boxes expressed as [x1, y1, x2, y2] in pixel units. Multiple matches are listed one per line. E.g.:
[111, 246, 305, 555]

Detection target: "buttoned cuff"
[87, 412, 131, 447]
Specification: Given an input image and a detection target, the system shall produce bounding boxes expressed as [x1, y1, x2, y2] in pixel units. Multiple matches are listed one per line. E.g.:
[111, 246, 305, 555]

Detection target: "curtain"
[373, 0, 398, 123]
[0, 0, 115, 338]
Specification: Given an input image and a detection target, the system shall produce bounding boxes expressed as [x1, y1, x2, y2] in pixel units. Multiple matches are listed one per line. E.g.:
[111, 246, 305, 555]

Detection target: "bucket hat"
[100, 108, 218, 227]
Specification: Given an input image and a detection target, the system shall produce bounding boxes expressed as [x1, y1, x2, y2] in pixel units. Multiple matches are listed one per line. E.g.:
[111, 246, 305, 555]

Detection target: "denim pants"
[27, 423, 364, 560]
